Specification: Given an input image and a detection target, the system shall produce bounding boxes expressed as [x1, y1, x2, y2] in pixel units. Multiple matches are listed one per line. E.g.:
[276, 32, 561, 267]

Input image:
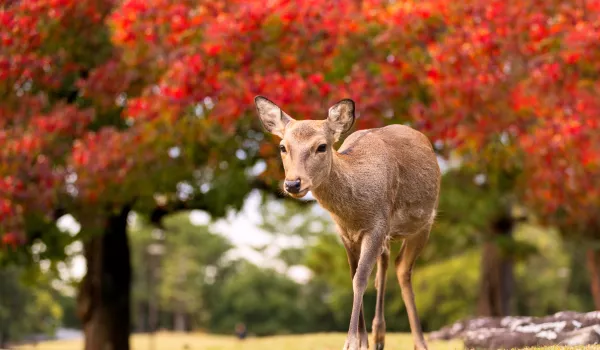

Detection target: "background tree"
[206, 261, 310, 336]
[433, 0, 600, 308]
[369, 0, 600, 311]
[130, 212, 232, 332]
[0, 266, 62, 347]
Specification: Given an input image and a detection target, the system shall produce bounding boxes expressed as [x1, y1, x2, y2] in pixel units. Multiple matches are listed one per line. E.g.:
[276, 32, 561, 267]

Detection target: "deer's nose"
[284, 179, 302, 193]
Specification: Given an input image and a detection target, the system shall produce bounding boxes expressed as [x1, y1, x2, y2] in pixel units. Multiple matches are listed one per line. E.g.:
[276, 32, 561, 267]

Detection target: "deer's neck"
[311, 152, 355, 215]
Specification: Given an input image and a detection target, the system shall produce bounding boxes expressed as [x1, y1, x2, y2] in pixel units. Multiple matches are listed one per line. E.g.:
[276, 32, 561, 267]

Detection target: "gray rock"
[429, 311, 600, 349]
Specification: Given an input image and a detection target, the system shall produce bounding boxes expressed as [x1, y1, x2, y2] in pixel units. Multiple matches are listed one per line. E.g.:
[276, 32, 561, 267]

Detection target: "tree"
[128, 211, 239, 333]
[369, 0, 600, 310]
[0, 266, 62, 347]
[206, 260, 310, 336]
[1, 1, 407, 346]
[0, 1, 314, 347]
[427, 169, 523, 317]
[157, 213, 231, 331]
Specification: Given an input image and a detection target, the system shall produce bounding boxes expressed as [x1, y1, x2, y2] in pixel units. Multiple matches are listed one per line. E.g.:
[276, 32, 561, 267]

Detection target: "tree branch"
[149, 178, 313, 228]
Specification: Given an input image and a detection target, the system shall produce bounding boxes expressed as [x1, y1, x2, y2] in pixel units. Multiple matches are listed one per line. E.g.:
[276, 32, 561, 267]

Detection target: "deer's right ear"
[254, 96, 293, 138]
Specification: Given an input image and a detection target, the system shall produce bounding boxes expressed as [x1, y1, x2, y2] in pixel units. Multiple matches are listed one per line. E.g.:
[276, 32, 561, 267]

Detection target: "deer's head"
[254, 96, 355, 198]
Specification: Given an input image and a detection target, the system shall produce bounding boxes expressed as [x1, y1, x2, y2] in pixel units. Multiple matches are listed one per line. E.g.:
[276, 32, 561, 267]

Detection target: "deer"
[254, 96, 441, 350]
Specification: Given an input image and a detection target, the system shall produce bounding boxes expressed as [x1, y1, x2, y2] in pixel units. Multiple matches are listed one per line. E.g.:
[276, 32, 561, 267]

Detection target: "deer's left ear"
[327, 99, 355, 142]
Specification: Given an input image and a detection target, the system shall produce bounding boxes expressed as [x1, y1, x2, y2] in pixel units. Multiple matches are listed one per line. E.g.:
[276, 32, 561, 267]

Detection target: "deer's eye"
[279, 145, 287, 153]
[316, 144, 327, 153]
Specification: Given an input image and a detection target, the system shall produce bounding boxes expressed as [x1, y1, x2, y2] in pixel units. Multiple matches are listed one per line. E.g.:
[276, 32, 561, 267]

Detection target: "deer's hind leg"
[395, 228, 430, 350]
[372, 241, 390, 350]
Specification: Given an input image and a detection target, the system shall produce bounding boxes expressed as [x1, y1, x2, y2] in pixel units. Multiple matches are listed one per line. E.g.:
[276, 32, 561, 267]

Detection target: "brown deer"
[254, 96, 441, 350]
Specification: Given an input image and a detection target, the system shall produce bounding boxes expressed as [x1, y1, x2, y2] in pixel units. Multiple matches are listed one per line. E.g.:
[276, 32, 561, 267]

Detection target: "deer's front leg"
[342, 240, 368, 350]
[343, 227, 387, 350]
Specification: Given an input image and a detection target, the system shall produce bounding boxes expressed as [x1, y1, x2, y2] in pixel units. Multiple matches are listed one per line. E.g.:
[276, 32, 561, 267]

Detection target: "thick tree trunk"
[77, 207, 132, 350]
[585, 248, 600, 310]
[477, 215, 515, 317]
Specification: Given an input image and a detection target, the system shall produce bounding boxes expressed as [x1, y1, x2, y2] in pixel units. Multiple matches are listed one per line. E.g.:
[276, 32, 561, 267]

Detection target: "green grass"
[14, 332, 598, 350]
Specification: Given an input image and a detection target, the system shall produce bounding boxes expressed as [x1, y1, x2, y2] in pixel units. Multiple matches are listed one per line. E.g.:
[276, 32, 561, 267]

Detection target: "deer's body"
[255, 97, 441, 350]
[312, 124, 440, 240]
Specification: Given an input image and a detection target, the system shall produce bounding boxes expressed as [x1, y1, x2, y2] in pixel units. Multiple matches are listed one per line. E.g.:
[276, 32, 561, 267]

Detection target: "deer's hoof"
[375, 343, 384, 350]
[342, 338, 368, 350]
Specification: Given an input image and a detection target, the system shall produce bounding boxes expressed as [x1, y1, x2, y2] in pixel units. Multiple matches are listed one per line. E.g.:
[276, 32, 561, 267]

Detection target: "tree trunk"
[135, 301, 148, 332]
[148, 252, 159, 334]
[174, 310, 186, 332]
[77, 206, 132, 350]
[0, 328, 8, 349]
[477, 215, 515, 317]
[585, 248, 600, 310]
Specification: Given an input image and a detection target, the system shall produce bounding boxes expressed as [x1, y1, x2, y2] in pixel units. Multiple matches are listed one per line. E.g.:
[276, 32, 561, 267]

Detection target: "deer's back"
[336, 124, 441, 236]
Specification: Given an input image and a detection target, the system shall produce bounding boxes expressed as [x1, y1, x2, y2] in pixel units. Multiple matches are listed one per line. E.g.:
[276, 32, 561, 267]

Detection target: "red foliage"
[1, 0, 599, 243]
[404, 0, 600, 231]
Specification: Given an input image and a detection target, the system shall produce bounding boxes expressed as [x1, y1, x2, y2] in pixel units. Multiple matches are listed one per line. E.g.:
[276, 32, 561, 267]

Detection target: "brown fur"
[255, 96, 441, 350]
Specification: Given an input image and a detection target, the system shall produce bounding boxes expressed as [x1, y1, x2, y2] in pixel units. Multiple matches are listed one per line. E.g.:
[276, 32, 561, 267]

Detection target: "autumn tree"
[0, 1, 421, 348]
[2, 1, 265, 348]
[396, 0, 600, 310]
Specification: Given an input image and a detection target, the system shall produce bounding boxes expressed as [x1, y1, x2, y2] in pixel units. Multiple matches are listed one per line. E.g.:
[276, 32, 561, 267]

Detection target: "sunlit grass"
[16, 332, 459, 350]
[14, 332, 597, 350]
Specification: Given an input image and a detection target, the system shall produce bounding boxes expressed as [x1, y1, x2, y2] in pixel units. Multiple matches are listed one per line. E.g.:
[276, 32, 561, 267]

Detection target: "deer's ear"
[327, 99, 355, 141]
[254, 96, 294, 138]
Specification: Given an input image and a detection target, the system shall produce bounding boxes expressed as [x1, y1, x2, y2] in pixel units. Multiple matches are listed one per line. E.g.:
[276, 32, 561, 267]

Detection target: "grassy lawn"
[14, 332, 597, 350]
[15, 332, 460, 350]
